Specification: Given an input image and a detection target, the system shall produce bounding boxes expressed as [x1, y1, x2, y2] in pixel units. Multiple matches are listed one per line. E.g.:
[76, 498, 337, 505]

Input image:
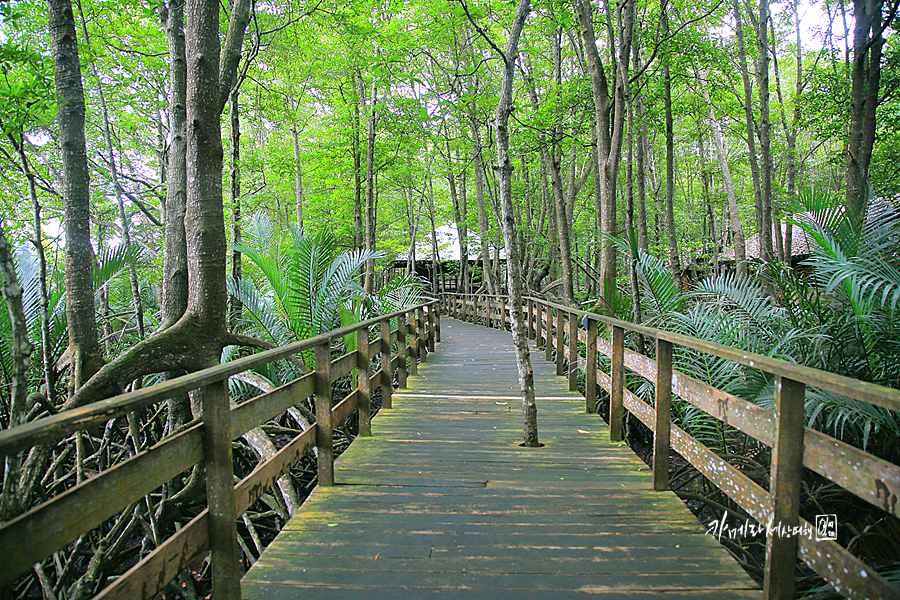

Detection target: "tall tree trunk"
[448, 144, 468, 294]
[702, 84, 747, 275]
[8, 137, 57, 406]
[77, 2, 145, 340]
[732, 0, 765, 258]
[352, 71, 363, 248]
[662, 5, 681, 284]
[0, 220, 31, 426]
[624, 57, 644, 351]
[845, 0, 893, 219]
[364, 80, 377, 293]
[161, 0, 188, 330]
[494, 0, 537, 447]
[228, 89, 242, 325]
[470, 118, 496, 295]
[291, 113, 306, 229]
[48, 0, 103, 394]
[697, 123, 718, 272]
[0, 219, 32, 520]
[427, 175, 441, 293]
[755, 0, 775, 262]
[633, 43, 649, 255]
[574, 0, 633, 298]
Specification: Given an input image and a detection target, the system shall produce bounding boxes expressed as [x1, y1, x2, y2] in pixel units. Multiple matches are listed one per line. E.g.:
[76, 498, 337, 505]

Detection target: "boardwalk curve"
[242, 319, 762, 599]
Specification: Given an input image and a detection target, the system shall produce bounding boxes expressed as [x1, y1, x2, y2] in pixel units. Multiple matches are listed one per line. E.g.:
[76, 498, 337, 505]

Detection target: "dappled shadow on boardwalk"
[242, 319, 762, 599]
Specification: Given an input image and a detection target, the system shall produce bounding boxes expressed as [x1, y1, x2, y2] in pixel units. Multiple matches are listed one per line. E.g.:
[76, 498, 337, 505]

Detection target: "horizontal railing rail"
[0, 300, 440, 600]
[443, 292, 900, 600]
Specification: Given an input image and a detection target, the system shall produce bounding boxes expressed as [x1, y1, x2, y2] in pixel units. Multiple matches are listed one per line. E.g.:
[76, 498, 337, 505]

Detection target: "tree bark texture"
[494, 0, 538, 447]
[162, 0, 189, 329]
[48, 0, 104, 393]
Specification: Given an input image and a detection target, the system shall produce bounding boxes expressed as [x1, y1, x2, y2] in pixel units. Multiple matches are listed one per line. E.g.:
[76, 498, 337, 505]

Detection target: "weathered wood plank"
[0, 424, 203, 588]
[243, 318, 761, 600]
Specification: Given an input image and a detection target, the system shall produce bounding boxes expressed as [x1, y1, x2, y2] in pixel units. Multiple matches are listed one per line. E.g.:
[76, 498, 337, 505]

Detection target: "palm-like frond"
[226, 276, 293, 345]
[635, 250, 684, 323]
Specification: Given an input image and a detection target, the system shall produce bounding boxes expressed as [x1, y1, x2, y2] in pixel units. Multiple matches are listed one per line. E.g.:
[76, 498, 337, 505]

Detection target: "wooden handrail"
[443, 292, 900, 600]
[0, 300, 440, 600]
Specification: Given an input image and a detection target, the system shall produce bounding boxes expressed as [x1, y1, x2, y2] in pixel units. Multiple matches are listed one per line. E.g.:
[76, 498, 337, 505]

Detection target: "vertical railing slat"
[567, 311, 578, 391]
[408, 309, 418, 376]
[417, 306, 427, 363]
[357, 328, 371, 437]
[585, 317, 598, 414]
[202, 379, 242, 600]
[398, 313, 408, 389]
[527, 298, 534, 339]
[763, 376, 805, 600]
[314, 342, 334, 486]
[555, 307, 565, 376]
[381, 320, 392, 409]
[653, 337, 673, 491]
[610, 325, 625, 441]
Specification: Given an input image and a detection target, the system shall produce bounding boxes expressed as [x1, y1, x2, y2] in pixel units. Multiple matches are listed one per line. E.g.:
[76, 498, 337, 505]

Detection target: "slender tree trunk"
[697, 124, 718, 272]
[427, 175, 440, 293]
[161, 0, 189, 330]
[574, 0, 633, 298]
[290, 107, 304, 229]
[0, 219, 31, 426]
[9, 137, 57, 406]
[494, 0, 537, 447]
[448, 144, 468, 294]
[470, 118, 496, 295]
[702, 85, 747, 275]
[352, 71, 363, 248]
[624, 60, 644, 348]
[77, 2, 145, 340]
[755, 0, 775, 262]
[662, 6, 681, 284]
[364, 80, 377, 293]
[228, 89, 242, 325]
[733, 0, 765, 257]
[633, 44, 649, 255]
[48, 0, 103, 394]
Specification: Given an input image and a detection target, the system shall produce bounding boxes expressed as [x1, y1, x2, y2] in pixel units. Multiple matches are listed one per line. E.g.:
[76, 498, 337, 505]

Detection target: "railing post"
[585, 318, 598, 414]
[610, 325, 625, 441]
[500, 296, 507, 330]
[485, 296, 492, 328]
[381, 319, 393, 409]
[567, 312, 578, 391]
[545, 306, 553, 362]
[398, 313, 408, 388]
[535, 301, 543, 349]
[461, 294, 467, 322]
[653, 337, 673, 491]
[763, 376, 805, 600]
[201, 379, 242, 600]
[417, 306, 427, 362]
[314, 342, 334, 486]
[408, 310, 418, 376]
[527, 298, 534, 339]
[435, 301, 441, 343]
[556, 307, 565, 376]
[427, 305, 436, 352]
[357, 327, 371, 437]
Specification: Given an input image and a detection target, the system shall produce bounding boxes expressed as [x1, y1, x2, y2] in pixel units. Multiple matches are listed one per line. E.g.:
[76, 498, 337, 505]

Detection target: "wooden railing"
[0, 300, 440, 600]
[443, 292, 900, 600]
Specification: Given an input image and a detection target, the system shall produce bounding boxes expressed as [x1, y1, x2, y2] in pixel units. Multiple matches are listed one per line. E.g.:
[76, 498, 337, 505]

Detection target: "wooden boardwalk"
[242, 318, 762, 599]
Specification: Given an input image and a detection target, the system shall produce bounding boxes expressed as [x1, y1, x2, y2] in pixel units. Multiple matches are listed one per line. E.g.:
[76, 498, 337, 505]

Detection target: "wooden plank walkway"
[242, 318, 762, 599]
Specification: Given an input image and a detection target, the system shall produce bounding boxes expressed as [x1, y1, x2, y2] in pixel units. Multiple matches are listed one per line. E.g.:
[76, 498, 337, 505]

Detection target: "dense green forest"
[1, 0, 899, 596]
